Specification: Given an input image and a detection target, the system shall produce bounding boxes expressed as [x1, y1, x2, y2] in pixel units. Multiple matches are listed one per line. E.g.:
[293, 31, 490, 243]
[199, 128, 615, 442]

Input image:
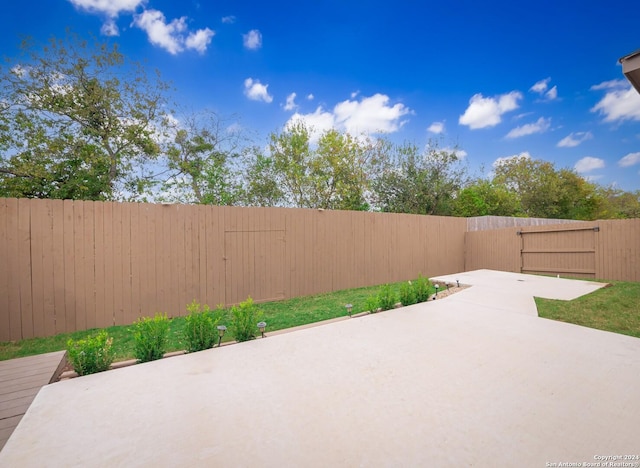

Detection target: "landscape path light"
[217, 325, 227, 347]
[257, 321, 267, 338]
[434, 284, 439, 299]
[456, 279, 460, 288]
[345, 304, 353, 317]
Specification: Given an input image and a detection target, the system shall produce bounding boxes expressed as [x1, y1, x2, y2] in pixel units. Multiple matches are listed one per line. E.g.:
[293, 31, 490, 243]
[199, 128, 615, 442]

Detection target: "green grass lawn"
[3, 277, 637, 363]
[536, 280, 640, 339]
[0, 280, 426, 362]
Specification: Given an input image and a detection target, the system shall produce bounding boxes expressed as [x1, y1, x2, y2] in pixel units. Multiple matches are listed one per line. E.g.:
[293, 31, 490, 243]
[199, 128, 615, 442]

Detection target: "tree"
[241, 147, 284, 207]
[251, 122, 375, 210]
[371, 140, 468, 215]
[0, 32, 171, 200]
[268, 121, 312, 207]
[452, 180, 522, 217]
[491, 156, 603, 220]
[595, 187, 640, 219]
[160, 111, 244, 205]
[310, 128, 373, 210]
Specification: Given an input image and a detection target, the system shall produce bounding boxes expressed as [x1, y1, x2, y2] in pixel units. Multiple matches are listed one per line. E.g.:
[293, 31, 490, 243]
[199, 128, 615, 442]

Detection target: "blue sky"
[2, 0, 640, 191]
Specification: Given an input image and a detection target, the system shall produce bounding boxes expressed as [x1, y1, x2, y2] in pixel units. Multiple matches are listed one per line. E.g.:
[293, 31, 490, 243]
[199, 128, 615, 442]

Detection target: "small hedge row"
[364, 275, 434, 312]
[66, 297, 263, 376]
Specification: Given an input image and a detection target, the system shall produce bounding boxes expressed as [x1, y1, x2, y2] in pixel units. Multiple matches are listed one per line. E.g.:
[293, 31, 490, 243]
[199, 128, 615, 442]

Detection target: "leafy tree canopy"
[489, 155, 605, 220]
[371, 139, 468, 215]
[0, 32, 171, 200]
[159, 110, 245, 205]
[245, 121, 378, 210]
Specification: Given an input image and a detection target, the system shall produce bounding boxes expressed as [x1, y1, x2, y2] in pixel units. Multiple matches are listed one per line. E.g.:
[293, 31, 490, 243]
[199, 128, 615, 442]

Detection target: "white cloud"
[68, 0, 145, 35]
[505, 117, 551, 139]
[285, 93, 411, 141]
[492, 152, 531, 168]
[459, 91, 522, 129]
[307, 94, 314, 101]
[133, 9, 214, 55]
[350, 90, 360, 99]
[243, 29, 262, 50]
[133, 10, 187, 54]
[591, 80, 640, 122]
[101, 19, 119, 36]
[221, 15, 235, 24]
[618, 152, 640, 167]
[427, 121, 445, 134]
[545, 86, 558, 101]
[244, 78, 273, 103]
[530, 78, 557, 101]
[333, 93, 411, 134]
[530, 78, 551, 94]
[287, 108, 336, 141]
[590, 79, 626, 91]
[68, 0, 144, 17]
[557, 131, 593, 148]
[284, 92, 297, 111]
[514, 112, 534, 120]
[574, 157, 605, 173]
[69, 0, 214, 48]
[185, 28, 214, 53]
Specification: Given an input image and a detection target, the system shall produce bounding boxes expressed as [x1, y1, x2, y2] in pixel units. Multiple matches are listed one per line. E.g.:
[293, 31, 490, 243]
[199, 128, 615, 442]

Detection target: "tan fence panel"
[464, 227, 521, 273]
[62, 200, 75, 333]
[1, 200, 20, 340]
[597, 218, 640, 282]
[0, 200, 16, 341]
[100, 202, 114, 330]
[223, 206, 286, 304]
[17, 199, 33, 340]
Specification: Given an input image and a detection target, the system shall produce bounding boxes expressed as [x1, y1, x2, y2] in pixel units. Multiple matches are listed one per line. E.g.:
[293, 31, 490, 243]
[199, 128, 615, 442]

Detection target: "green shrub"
[365, 295, 379, 313]
[132, 313, 170, 363]
[230, 296, 264, 342]
[184, 300, 222, 353]
[413, 274, 430, 303]
[399, 281, 417, 306]
[66, 331, 114, 376]
[377, 284, 397, 311]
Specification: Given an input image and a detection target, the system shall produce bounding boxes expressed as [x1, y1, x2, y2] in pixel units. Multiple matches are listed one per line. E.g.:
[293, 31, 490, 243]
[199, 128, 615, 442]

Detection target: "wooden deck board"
[0, 351, 65, 452]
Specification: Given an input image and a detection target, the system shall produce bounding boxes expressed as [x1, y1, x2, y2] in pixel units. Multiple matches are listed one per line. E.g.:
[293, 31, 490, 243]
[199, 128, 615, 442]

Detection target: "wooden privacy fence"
[465, 219, 640, 281]
[2, 198, 638, 342]
[0, 198, 466, 341]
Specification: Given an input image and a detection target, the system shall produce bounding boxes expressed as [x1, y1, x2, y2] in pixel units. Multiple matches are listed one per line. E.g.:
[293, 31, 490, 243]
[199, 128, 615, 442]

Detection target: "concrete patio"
[1, 270, 638, 467]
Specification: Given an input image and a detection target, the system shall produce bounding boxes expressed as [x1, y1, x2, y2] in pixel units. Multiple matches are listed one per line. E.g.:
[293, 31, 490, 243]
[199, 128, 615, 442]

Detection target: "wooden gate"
[518, 225, 599, 278]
